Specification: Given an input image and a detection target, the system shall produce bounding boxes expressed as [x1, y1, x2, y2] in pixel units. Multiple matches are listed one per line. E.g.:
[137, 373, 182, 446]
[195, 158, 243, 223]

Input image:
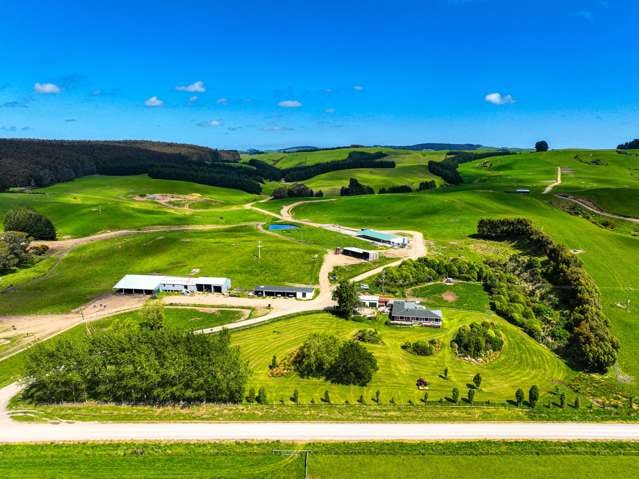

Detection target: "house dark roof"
[254, 285, 315, 294]
[391, 301, 442, 320]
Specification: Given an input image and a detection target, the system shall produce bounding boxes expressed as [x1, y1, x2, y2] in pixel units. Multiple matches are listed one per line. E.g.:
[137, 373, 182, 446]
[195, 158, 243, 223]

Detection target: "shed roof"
[343, 246, 372, 254]
[113, 274, 163, 291]
[196, 277, 230, 286]
[358, 229, 404, 243]
[255, 285, 315, 294]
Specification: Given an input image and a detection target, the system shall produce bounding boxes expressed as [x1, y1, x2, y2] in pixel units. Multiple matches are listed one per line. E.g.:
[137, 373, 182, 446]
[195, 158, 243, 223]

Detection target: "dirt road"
[543, 166, 562, 194]
[558, 195, 639, 224]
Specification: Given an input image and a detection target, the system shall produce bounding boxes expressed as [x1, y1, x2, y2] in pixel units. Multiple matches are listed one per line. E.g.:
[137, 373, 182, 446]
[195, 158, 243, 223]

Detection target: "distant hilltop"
[382, 143, 485, 151]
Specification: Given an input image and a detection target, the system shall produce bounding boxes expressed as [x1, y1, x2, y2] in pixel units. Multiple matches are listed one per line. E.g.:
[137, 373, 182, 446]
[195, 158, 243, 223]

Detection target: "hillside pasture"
[0, 226, 325, 315]
[0, 175, 263, 238]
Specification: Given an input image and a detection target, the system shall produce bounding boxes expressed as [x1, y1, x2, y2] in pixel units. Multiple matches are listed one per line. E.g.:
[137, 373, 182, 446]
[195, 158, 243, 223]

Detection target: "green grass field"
[1, 442, 638, 479]
[0, 226, 325, 315]
[291, 186, 639, 396]
[0, 175, 264, 237]
[410, 282, 491, 312]
[230, 311, 572, 405]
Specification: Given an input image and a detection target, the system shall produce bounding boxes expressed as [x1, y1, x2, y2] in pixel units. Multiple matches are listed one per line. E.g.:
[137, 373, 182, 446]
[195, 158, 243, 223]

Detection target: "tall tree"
[333, 280, 359, 319]
[535, 140, 549, 152]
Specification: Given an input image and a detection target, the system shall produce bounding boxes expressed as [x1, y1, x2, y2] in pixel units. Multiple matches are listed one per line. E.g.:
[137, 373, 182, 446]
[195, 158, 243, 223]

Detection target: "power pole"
[257, 240, 262, 260]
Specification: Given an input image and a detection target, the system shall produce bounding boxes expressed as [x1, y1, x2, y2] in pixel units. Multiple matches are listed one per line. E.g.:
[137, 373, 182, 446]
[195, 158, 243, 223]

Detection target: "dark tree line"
[340, 178, 374, 196]
[272, 183, 322, 199]
[282, 151, 394, 182]
[427, 150, 514, 185]
[617, 139, 639, 150]
[0, 139, 237, 191]
[148, 165, 262, 194]
[379, 185, 412, 194]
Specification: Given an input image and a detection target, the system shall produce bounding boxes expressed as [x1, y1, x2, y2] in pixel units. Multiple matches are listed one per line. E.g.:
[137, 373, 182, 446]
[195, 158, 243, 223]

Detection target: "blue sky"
[0, 0, 637, 149]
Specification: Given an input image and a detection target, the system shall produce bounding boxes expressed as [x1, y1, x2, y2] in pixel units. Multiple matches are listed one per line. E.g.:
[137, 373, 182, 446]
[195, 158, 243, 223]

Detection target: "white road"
[2, 384, 639, 443]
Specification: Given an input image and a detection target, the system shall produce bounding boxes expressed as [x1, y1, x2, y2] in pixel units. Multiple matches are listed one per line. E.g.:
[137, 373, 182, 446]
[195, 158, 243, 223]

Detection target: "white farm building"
[356, 229, 409, 248]
[113, 274, 231, 295]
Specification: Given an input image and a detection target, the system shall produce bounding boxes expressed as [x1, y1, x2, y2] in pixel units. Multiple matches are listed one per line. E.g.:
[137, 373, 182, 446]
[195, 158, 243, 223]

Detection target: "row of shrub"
[272, 183, 323, 199]
[23, 305, 250, 404]
[477, 218, 618, 371]
[427, 150, 513, 185]
[281, 151, 394, 182]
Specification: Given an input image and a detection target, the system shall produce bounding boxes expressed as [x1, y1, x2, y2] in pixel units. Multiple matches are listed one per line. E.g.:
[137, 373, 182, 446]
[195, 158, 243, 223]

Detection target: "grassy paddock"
[0, 226, 325, 315]
[1, 441, 638, 479]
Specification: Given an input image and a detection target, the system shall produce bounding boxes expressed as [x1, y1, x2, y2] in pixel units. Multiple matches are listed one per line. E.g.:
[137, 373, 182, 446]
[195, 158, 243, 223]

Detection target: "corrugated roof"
[343, 246, 370, 254]
[196, 277, 230, 286]
[113, 275, 163, 290]
[357, 229, 404, 243]
[255, 285, 315, 294]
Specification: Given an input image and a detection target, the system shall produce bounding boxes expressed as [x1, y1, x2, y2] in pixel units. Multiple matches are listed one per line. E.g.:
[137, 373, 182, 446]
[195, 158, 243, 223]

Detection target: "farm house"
[113, 275, 231, 295]
[340, 246, 379, 261]
[389, 300, 443, 327]
[253, 285, 315, 300]
[356, 229, 409, 248]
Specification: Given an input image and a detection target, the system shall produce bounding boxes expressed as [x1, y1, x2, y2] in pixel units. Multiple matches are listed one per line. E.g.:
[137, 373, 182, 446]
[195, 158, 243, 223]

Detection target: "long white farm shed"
[113, 275, 231, 295]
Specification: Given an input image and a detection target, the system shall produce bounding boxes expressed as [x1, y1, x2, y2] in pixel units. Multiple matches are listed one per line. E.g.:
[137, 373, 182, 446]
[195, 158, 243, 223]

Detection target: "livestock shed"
[356, 229, 409, 248]
[113, 275, 231, 295]
[341, 246, 379, 261]
[389, 300, 443, 328]
[254, 285, 315, 300]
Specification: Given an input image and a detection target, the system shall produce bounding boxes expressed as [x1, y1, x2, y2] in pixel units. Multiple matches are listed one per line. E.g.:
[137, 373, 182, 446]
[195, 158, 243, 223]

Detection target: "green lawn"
[1, 442, 638, 479]
[574, 187, 639, 218]
[410, 282, 491, 312]
[0, 226, 325, 315]
[230, 311, 572, 405]
[0, 175, 264, 238]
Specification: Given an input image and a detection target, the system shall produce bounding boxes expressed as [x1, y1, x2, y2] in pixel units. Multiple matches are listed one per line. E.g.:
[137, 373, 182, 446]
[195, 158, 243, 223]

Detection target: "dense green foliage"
[536, 140, 550, 152]
[282, 151, 394, 182]
[293, 334, 341, 378]
[326, 340, 379, 386]
[379, 185, 412, 194]
[23, 323, 250, 404]
[354, 329, 382, 344]
[451, 322, 504, 359]
[401, 338, 440, 356]
[0, 139, 238, 190]
[271, 183, 320, 199]
[3, 207, 56, 240]
[333, 280, 360, 319]
[617, 139, 639, 150]
[340, 178, 375, 196]
[477, 218, 619, 371]
[148, 164, 262, 194]
[428, 159, 463, 184]
[0, 231, 32, 273]
[293, 333, 378, 386]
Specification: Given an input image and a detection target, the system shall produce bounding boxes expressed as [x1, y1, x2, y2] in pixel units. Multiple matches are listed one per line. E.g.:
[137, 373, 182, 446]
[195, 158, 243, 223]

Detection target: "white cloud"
[144, 96, 164, 107]
[261, 125, 293, 132]
[353, 84, 364, 91]
[577, 10, 594, 22]
[34, 82, 61, 94]
[324, 107, 335, 113]
[485, 92, 515, 105]
[188, 96, 198, 103]
[278, 99, 302, 108]
[196, 119, 223, 128]
[216, 97, 229, 105]
[176, 80, 206, 93]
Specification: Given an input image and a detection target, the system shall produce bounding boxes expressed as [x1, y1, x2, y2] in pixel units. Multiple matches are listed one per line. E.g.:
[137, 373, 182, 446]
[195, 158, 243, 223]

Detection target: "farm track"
[543, 167, 562, 194]
[558, 195, 639, 224]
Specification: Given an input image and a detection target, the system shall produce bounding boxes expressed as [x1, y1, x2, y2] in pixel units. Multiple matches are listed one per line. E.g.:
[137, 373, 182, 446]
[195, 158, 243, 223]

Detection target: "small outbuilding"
[389, 300, 443, 328]
[340, 246, 379, 261]
[254, 285, 315, 300]
[359, 294, 380, 308]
